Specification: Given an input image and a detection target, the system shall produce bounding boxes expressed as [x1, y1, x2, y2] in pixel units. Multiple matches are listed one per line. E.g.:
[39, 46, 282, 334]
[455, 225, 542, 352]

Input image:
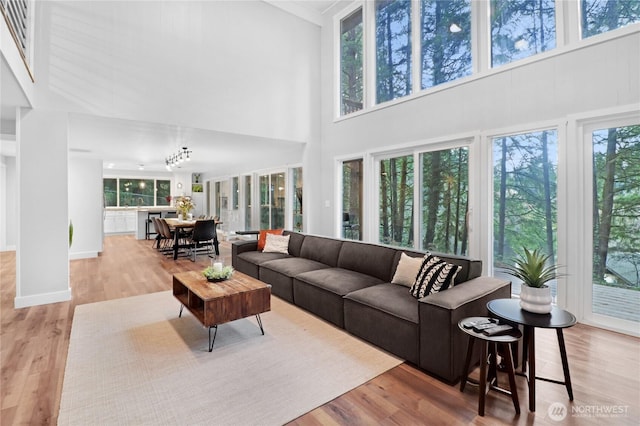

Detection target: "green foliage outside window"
[493, 130, 559, 282]
[421, 148, 469, 254]
[592, 125, 640, 289]
[491, 0, 556, 67]
[376, 0, 412, 104]
[420, 0, 471, 89]
[380, 155, 414, 247]
[582, 0, 640, 39]
[104, 178, 169, 207]
[341, 8, 364, 115]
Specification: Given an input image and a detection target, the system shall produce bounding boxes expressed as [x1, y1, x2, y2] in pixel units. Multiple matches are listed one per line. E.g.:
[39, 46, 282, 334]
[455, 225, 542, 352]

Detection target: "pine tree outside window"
[490, 0, 556, 67]
[420, 0, 472, 89]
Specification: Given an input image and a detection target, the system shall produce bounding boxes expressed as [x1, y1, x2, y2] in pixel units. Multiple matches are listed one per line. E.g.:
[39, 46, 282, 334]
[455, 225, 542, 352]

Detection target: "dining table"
[164, 218, 222, 260]
[164, 218, 196, 260]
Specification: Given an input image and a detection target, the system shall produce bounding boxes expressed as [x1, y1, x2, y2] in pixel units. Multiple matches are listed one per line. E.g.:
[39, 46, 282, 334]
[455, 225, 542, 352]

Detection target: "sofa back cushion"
[338, 241, 398, 282]
[283, 231, 305, 257]
[300, 235, 343, 267]
[394, 250, 482, 284]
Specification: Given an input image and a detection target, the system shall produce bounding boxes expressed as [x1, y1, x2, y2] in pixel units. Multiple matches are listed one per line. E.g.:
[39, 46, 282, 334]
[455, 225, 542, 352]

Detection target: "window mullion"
[411, 0, 421, 96]
[473, 0, 489, 74]
[364, 1, 376, 109]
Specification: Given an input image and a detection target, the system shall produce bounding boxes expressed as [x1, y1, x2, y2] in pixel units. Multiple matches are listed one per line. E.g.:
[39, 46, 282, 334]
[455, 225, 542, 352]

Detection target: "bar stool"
[146, 212, 162, 240]
[459, 317, 522, 416]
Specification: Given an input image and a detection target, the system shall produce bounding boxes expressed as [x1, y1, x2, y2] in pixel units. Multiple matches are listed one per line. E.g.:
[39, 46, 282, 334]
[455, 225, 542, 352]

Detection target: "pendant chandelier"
[165, 147, 191, 171]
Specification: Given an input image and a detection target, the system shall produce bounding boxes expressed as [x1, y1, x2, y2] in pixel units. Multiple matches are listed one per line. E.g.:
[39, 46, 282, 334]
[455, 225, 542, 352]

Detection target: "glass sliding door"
[493, 129, 559, 297]
[590, 124, 640, 324]
[259, 172, 286, 230]
[259, 175, 270, 229]
[342, 159, 363, 240]
[292, 167, 303, 232]
[244, 175, 252, 230]
[379, 154, 414, 247]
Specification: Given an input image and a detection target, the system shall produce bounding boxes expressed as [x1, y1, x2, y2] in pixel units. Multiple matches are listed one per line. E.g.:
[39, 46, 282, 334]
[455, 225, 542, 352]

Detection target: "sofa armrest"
[418, 277, 511, 383]
[231, 240, 258, 262]
[420, 276, 510, 310]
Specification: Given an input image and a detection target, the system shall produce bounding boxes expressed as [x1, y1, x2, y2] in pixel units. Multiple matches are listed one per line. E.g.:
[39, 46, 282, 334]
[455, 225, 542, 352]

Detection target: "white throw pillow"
[391, 252, 423, 287]
[262, 233, 290, 254]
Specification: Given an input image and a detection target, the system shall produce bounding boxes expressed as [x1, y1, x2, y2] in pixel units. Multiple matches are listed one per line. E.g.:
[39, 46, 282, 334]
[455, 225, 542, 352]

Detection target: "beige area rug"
[58, 291, 402, 425]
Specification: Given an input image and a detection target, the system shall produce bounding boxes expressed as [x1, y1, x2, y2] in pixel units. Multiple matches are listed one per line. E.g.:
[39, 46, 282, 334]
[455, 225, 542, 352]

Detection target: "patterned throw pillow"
[409, 253, 461, 299]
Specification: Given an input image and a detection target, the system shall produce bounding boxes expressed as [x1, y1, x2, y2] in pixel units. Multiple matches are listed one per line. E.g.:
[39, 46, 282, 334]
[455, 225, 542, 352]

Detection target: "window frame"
[567, 106, 640, 335]
[102, 177, 171, 208]
[334, 0, 638, 121]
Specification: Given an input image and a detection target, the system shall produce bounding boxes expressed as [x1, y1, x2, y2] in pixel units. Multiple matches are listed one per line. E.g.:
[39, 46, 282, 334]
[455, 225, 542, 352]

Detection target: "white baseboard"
[69, 251, 99, 260]
[15, 288, 72, 309]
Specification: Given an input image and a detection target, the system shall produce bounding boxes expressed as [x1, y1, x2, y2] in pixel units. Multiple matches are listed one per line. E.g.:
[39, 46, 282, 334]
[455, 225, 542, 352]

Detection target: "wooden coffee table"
[173, 270, 271, 351]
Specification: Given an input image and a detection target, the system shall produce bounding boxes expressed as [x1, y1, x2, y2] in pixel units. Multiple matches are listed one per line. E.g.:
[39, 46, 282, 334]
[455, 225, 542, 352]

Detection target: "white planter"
[178, 213, 184, 221]
[520, 285, 552, 314]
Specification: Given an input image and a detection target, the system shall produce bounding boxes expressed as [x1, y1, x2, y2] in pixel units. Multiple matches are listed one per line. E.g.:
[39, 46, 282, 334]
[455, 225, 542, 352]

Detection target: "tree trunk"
[541, 131, 555, 260]
[425, 151, 441, 249]
[497, 137, 508, 261]
[381, 161, 389, 241]
[597, 129, 618, 280]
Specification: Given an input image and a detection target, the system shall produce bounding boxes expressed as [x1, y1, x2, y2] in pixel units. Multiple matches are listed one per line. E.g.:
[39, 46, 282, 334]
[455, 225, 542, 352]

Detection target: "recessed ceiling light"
[138, 164, 145, 170]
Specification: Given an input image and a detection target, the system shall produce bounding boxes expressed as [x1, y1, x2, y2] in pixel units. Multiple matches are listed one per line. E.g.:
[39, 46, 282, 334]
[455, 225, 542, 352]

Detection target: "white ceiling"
[69, 113, 306, 174]
[1, 0, 346, 174]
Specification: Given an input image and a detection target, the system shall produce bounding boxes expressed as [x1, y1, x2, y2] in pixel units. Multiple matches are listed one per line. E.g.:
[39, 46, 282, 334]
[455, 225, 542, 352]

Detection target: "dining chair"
[186, 220, 219, 262]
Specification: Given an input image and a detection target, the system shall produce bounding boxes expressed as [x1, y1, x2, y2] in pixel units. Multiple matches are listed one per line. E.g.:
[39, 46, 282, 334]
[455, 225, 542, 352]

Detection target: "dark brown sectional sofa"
[231, 231, 511, 384]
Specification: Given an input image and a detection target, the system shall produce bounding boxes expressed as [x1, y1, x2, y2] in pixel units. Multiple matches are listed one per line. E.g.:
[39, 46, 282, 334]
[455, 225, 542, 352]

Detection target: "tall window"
[493, 129, 558, 296]
[491, 0, 556, 67]
[379, 154, 414, 247]
[232, 177, 239, 210]
[591, 124, 640, 322]
[342, 159, 363, 240]
[341, 8, 364, 115]
[292, 167, 303, 232]
[244, 175, 252, 230]
[260, 172, 286, 229]
[420, 0, 471, 89]
[582, 0, 640, 39]
[376, 0, 412, 104]
[421, 147, 469, 254]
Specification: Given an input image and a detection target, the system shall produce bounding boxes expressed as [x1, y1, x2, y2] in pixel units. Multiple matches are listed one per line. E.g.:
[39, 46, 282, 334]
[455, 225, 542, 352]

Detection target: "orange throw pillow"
[258, 229, 283, 251]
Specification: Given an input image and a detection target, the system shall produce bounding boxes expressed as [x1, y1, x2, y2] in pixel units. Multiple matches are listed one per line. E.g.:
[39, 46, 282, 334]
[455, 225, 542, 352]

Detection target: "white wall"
[69, 157, 103, 259]
[16, 108, 70, 307]
[316, 25, 640, 236]
[34, 0, 320, 144]
[0, 155, 17, 250]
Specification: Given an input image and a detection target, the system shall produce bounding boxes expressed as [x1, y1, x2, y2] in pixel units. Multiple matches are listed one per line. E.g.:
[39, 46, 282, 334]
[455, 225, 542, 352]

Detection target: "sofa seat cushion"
[344, 283, 419, 364]
[235, 251, 290, 278]
[238, 251, 291, 265]
[259, 257, 330, 303]
[295, 268, 385, 296]
[293, 268, 384, 328]
[345, 283, 419, 324]
[260, 257, 329, 277]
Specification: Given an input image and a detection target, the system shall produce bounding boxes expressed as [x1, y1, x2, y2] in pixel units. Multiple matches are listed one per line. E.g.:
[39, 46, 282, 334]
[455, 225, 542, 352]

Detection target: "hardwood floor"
[1, 235, 639, 425]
